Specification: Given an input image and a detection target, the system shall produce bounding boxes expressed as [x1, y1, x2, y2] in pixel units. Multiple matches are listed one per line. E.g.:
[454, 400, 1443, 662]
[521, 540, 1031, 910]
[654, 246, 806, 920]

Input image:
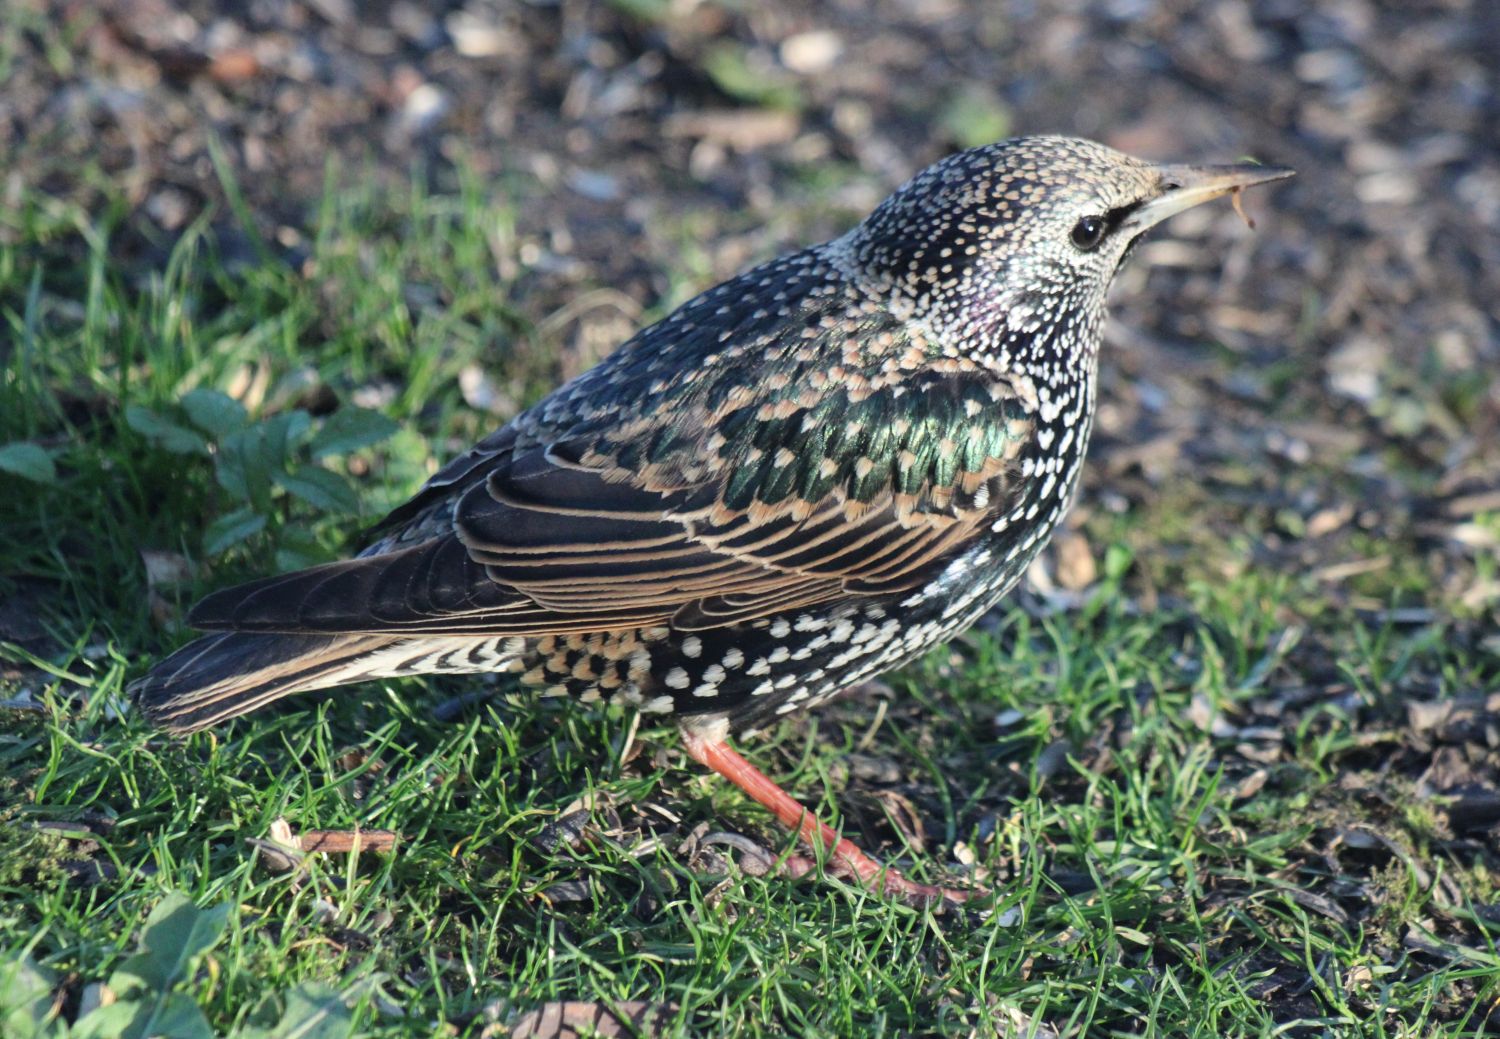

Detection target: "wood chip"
[662, 110, 799, 152]
[508, 1001, 676, 1039]
[260, 816, 400, 859]
[298, 829, 399, 855]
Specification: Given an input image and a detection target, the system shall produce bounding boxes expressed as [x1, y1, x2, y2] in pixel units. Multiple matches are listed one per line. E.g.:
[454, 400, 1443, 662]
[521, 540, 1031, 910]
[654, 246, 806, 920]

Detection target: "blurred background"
[5, 0, 1497, 607]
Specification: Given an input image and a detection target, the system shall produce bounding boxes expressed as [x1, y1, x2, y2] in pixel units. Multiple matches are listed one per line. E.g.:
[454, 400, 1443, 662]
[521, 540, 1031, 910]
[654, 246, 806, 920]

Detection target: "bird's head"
[838, 135, 1293, 369]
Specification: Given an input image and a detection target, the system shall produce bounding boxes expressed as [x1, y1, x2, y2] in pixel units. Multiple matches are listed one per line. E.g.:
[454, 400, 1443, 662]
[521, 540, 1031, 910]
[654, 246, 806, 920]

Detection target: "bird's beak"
[1124, 162, 1295, 233]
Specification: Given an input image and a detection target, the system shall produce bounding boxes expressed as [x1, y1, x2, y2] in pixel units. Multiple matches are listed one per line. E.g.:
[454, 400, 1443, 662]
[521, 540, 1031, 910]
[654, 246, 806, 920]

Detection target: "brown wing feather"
[190, 405, 1029, 637]
[193, 251, 1036, 643]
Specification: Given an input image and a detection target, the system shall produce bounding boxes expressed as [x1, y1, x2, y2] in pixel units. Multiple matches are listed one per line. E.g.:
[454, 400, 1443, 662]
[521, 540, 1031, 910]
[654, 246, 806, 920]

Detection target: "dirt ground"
[4, 0, 1499, 1027]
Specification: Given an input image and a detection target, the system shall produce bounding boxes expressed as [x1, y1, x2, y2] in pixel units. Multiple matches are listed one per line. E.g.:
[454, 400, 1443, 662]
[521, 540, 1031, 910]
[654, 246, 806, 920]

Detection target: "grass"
[2, 162, 1498, 1038]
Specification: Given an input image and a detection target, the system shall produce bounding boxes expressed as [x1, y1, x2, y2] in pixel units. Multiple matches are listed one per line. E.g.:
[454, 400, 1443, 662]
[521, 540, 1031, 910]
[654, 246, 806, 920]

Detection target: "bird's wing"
[189, 366, 1035, 637]
[191, 247, 1039, 637]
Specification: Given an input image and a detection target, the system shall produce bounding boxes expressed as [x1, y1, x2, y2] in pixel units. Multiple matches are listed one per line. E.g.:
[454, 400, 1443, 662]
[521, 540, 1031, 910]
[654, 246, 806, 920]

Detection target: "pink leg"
[680, 729, 977, 904]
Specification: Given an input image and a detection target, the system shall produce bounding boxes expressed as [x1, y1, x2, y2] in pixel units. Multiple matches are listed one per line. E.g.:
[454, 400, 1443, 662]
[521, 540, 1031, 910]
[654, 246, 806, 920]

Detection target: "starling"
[133, 136, 1291, 902]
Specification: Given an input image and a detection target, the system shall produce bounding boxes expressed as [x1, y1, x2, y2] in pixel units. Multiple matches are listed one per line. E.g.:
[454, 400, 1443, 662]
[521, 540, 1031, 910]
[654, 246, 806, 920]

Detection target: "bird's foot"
[680, 729, 980, 907]
[777, 850, 978, 905]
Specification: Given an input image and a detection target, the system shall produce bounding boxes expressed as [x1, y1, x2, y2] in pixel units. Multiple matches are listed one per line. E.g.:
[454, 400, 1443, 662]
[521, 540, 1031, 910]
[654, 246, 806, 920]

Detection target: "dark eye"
[1070, 215, 1107, 251]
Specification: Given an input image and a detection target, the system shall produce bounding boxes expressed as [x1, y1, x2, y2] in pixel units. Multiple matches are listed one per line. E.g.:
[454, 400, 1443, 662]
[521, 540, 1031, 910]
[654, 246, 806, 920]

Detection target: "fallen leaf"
[1053, 531, 1097, 590]
[140, 549, 196, 587]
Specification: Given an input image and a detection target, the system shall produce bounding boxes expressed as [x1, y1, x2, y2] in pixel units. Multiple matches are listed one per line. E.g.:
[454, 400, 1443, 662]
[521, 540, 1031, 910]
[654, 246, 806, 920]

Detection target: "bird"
[132, 136, 1292, 903]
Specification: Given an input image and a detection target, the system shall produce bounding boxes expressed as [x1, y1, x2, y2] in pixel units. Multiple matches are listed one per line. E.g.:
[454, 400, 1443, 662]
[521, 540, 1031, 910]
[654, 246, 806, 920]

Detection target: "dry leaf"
[1053, 531, 1097, 590]
[140, 549, 196, 587]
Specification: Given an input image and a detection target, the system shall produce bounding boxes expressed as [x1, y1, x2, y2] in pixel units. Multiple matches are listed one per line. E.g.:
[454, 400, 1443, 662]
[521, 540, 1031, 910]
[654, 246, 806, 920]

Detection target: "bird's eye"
[1070, 215, 1108, 251]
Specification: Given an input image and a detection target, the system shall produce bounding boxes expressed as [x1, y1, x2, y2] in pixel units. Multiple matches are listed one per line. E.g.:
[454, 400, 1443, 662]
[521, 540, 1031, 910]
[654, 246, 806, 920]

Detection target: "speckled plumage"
[133, 136, 1289, 896]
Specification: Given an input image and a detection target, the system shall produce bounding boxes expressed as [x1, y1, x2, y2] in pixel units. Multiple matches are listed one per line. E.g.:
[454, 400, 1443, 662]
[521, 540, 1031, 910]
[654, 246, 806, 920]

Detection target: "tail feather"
[131, 631, 524, 733]
[130, 632, 397, 732]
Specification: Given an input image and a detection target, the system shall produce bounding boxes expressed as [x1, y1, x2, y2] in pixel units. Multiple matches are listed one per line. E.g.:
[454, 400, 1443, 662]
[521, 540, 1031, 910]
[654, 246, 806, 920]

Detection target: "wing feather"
[189, 265, 1036, 639]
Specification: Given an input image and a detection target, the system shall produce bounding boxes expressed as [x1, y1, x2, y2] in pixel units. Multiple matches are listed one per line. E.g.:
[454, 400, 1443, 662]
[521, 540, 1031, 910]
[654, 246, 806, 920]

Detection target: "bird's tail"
[130, 631, 520, 733]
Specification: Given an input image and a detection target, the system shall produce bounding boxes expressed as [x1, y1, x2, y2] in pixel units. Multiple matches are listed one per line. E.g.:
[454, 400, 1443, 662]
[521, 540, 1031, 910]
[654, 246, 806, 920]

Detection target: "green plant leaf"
[701, 43, 803, 111]
[71, 998, 147, 1039]
[181, 389, 248, 439]
[203, 506, 269, 555]
[940, 86, 1012, 149]
[216, 425, 279, 509]
[125, 406, 207, 455]
[236, 983, 353, 1039]
[258, 411, 314, 470]
[108, 893, 230, 995]
[606, 0, 671, 22]
[0, 955, 59, 1039]
[1104, 543, 1134, 582]
[308, 407, 399, 459]
[73, 992, 214, 1039]
[130, 992, 214, 1039]
[271, 528, 329, 572]
[0, 442, 57, 484]
[88, 895, 230, 1039]
[274, 465, 358, 513]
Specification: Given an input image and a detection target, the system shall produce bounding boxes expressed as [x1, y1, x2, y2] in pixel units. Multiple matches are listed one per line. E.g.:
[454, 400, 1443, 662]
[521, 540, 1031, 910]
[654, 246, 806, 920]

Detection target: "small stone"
[780, 31, 842, 75]
[396, 82, 450, 137]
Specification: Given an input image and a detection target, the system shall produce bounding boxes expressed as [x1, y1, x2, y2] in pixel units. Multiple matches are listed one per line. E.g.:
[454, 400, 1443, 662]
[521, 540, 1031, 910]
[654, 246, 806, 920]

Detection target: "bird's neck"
[823, 235, 1104, 408]
[987, 303, 1104, 387]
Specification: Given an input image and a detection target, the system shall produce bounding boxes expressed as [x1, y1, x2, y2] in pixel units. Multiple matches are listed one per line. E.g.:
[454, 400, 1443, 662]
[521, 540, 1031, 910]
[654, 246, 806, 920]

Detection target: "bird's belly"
[658, 537, 1039, 732]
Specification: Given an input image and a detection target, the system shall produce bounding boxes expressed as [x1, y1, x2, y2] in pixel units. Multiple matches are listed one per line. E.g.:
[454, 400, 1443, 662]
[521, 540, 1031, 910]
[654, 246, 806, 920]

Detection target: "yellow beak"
[1124, 162, 1295, 232]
